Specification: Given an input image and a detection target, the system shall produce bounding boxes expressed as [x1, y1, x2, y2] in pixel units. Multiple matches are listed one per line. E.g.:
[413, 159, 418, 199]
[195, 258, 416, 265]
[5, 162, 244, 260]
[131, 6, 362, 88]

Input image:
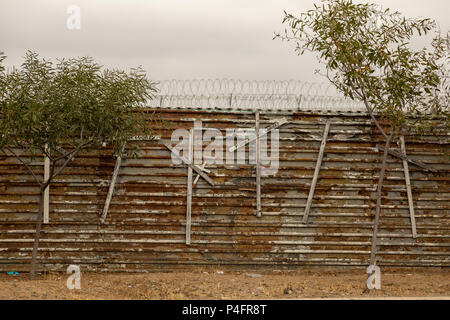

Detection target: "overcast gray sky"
[1, 0, 449, 81]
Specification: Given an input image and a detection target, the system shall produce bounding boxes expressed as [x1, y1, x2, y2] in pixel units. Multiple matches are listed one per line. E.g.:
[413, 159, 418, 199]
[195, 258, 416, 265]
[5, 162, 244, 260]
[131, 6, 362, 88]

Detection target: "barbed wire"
[150, 79, 366, 111]
[3, 72, 366, 111]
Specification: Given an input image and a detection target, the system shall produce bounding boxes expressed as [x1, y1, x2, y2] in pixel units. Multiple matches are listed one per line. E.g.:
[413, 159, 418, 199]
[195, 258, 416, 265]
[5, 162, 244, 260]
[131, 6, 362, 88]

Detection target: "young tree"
[275, 0, 449, 289]
[0, 51, 158, 278]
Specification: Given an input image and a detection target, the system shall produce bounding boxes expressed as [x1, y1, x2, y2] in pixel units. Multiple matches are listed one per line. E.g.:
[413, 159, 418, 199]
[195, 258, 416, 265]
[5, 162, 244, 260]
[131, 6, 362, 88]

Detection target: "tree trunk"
[28, 150, 79, 279]
[30, 187, 45, 279]
[366, 132, 393, 289]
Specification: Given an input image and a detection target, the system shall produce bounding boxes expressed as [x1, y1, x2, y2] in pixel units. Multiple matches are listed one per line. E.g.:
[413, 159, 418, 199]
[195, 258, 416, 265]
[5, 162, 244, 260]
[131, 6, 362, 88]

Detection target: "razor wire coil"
[150, 79, 366, 111]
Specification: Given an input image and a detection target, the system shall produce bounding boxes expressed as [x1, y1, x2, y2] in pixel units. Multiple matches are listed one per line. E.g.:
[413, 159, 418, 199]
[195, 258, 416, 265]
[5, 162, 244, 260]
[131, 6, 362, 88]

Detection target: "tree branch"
[44, 139, 94, 189]
[4, 146, 42, 186]
[357, 81, 389, 140]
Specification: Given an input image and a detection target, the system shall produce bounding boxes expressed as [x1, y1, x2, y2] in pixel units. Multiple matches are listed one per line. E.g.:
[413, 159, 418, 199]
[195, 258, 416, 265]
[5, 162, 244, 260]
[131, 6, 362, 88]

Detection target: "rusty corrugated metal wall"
[0, 108, 449, 272]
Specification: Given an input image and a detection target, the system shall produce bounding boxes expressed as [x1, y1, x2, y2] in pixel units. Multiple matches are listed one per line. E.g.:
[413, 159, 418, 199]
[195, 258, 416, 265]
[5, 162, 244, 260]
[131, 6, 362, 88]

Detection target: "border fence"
[0, 106, 448, 272]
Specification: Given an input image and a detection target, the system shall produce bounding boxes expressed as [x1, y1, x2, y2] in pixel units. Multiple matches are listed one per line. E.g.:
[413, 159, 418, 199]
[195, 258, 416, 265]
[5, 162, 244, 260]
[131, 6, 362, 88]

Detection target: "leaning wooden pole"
[100, 156, 123, 222]
[101, 145, 126, 223]
[400, 136, 417, 239]
[302, 121, 331, 224]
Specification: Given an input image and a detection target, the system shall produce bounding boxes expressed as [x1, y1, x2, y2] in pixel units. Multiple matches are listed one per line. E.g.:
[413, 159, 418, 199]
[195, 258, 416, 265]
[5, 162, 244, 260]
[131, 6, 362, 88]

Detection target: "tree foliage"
[0, 51, 158, 277]
[0, 51, 157, 164]
[0, 51, 159, 195]
[276, 1, 449, 288]
[275, 0, 449, 135]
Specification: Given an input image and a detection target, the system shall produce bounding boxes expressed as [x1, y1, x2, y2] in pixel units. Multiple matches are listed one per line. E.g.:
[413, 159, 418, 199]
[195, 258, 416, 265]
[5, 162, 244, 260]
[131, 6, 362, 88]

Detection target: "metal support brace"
[302, 121, 331, 224]
[255, 112, 261, 217]
[400, 136, 417, 239]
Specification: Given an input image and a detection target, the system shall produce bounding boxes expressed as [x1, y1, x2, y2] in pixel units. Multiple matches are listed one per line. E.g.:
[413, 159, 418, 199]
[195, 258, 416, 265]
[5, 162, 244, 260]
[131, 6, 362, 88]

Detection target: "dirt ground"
[0, 268, 448, 300]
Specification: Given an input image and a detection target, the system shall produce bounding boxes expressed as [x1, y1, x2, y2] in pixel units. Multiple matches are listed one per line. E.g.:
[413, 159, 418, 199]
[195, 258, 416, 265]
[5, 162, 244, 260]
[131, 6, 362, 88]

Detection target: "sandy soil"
[0, 268, 448, 300]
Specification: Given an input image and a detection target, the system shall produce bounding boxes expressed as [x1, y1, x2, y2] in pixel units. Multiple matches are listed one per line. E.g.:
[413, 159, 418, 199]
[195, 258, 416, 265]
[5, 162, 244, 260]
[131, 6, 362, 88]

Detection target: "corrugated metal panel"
[0, 109, 448, 272]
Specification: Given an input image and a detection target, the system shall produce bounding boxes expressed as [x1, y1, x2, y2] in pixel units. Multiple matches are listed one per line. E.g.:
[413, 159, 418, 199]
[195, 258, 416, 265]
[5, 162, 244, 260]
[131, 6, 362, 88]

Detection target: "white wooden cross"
[230, 115, 289, 218]
[163, 129, 215, 245]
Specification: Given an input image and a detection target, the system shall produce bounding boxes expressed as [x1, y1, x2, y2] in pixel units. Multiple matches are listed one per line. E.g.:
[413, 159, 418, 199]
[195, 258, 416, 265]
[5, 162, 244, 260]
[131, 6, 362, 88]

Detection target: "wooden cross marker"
[302, 121, 331, 224]
[229, 115, 288, 217]
[163, 129, 215, 244]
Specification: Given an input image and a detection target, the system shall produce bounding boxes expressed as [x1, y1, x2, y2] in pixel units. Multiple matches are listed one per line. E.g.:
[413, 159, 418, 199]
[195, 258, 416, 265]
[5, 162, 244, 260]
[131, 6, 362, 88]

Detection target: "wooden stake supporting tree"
[277, 0, 449, 291]
[0, 51, 158, 279]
